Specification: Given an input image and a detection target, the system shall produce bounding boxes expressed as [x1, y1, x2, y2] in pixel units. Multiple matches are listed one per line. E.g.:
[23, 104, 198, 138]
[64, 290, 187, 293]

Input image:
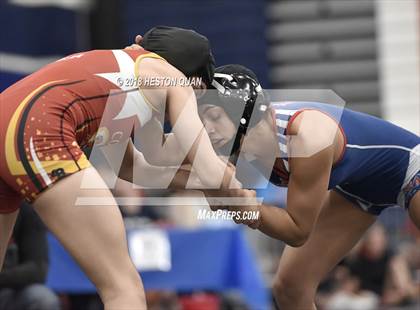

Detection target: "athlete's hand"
[204, 188, 261, 229]
[124, 44, 142, 50]
[227, 189, 262, 229]
[135, 35, 143, 45]
[124, 35, 144, 50]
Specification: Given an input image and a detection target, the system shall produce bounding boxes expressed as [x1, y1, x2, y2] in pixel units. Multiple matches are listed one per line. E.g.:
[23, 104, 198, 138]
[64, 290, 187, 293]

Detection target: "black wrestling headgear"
[200, 64, 269, 162]
[140, 26, 215, 87]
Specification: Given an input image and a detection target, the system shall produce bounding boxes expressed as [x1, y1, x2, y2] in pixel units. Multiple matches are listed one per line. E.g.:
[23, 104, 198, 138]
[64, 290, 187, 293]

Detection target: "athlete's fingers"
[209, 204, 229, 211]
[230, 207, 255, 226]
[227, 189, 261, 226]
[232, 213, 258, 227]
[135, 35, 143, 44]
[248, 220, 261, 230]
[209, 198, 230, 212]
[124, 44, 142, 51]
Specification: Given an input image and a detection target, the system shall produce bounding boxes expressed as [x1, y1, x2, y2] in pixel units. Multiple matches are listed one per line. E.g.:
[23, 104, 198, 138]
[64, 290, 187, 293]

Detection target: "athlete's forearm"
[140, 132, 187, 166]
[258, 204, 309, 247]
[168, 168, 200, 189]
[122, 151, 197, 190]
[119, 148, 175, 187]
[119, 140, 198, 189]
[157, 133, 187, 165]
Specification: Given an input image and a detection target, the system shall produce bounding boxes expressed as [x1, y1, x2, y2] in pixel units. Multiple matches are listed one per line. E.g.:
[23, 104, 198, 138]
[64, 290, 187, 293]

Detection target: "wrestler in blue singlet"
[271, 101, 420, 215]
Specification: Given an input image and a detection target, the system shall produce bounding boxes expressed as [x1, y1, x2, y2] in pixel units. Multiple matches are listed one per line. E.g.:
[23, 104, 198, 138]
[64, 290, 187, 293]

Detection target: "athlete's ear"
[135, 35, 143, 45]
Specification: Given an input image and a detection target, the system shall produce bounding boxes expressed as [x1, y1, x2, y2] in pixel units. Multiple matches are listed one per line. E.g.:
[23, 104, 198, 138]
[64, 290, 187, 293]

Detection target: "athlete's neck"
[241, 109, 282, 168]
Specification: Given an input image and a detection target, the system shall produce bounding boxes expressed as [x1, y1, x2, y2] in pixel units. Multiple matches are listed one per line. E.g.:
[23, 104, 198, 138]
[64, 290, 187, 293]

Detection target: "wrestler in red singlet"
[0, 49, 162, 212]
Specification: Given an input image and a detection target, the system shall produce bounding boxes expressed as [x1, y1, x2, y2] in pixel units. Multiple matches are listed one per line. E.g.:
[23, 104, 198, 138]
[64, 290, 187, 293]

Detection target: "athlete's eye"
[210, 112, 221, 121]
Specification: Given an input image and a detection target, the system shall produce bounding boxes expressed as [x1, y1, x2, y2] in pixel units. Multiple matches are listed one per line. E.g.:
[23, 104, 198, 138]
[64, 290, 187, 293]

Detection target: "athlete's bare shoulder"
[134, 52, 193, 113]
[288, 109, 341, 160]
[137, 56, 186, 84]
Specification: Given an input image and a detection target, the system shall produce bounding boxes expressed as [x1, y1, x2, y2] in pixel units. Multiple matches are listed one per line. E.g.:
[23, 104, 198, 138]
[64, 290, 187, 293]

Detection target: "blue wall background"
[123, 0, 269, 86]
[0, 0, 269, 91]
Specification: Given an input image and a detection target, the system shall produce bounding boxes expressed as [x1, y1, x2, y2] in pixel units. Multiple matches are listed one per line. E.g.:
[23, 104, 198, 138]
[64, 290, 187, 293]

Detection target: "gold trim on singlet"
[134, 52, 166, 78]
[134, 52, 167, 112]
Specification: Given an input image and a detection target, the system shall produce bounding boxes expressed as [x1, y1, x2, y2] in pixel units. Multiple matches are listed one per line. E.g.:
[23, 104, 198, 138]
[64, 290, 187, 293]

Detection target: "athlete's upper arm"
[288, 110, 339, 159]
[286, 110, 336, 239]
[135, 57, 171, 111]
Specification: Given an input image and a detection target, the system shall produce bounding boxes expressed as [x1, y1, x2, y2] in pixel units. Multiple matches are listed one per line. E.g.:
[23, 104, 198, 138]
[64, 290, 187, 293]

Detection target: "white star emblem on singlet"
[94, 50, 152, 125]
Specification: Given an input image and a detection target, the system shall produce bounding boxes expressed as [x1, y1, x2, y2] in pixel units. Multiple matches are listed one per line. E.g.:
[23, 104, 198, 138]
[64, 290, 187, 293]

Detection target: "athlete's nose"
[203, 120, 215, 134]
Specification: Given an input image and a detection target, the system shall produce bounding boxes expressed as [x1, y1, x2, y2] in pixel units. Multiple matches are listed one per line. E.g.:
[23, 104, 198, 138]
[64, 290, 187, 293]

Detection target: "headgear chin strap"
[211, 70, 268, 164]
